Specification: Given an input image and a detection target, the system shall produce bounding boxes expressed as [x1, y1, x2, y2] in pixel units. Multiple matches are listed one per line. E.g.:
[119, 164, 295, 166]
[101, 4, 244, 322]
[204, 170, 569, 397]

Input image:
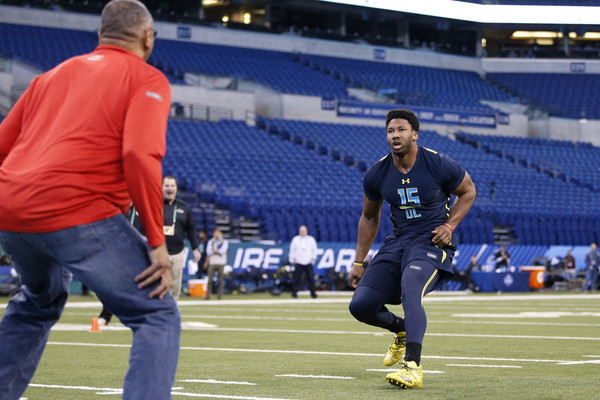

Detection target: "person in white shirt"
[205, 228, 229, 300]
[289, 225, 318, 298]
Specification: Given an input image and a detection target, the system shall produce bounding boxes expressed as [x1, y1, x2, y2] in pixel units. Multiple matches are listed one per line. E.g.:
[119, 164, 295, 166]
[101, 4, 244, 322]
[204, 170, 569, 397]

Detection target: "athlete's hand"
[135, 242, 173, 299]
[348, 264, 365, 288]
[432, 224, 453, 247]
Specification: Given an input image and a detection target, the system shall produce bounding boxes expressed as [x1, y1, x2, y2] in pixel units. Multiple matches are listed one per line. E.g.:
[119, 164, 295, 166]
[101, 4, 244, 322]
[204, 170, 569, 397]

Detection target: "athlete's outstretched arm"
[432, 171, 477, 246]
[349, 194, 383, 287]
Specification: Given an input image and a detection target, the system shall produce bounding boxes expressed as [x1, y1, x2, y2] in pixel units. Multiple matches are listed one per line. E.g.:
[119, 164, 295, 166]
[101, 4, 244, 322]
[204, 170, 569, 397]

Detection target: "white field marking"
[366, 369, 445, 374]
[50, 321, 218, 331]
[174, 293, 600, 306]
[427, 332, 600, 341]
[46, 342, 579, 364]
[181, 314, 351, 322]
[182, 322, 219, 329]
[452, 311, 600, 318]
[275, 374, 355, 380]
[555, 360, 600, 365]
[6, 292, 597, 310]
[180, 326, 600, 342]
[28, 384, 297, 400]
[46, 323, 600, 341]
[433, 319, 600, 327]
[51, 323, 129, 331]
[169, 393, 298, 400]
[583, 355, 600, 358]
[179, 379, 257, 386]
[433, 306, 600, 312]
[445, 364, 522, 368]
[28, 383, 122, 393]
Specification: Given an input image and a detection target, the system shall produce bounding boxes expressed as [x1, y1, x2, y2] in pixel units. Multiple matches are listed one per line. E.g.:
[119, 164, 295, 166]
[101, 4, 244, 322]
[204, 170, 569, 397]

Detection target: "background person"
[564, 249, 576, 278]
[289, 225, 318, 299]
[494, 245, 511, 272]
[584, 243, 599, 292]
[0, 1, 180, 398]
[205, 228, 229, 300]
[196, 229, 209, 279]
[161, 175, 201, 299]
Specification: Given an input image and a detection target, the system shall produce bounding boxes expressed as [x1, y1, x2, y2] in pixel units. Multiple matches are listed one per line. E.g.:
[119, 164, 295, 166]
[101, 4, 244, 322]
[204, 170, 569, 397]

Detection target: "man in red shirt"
[0, 1, 180, 399]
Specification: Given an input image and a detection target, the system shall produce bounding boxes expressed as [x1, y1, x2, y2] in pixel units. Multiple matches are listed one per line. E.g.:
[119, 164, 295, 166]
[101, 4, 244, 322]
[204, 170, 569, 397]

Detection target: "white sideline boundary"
[48, 323, 600, 342]
[46, 341, 590, 365]
[3, 292, 598, 310]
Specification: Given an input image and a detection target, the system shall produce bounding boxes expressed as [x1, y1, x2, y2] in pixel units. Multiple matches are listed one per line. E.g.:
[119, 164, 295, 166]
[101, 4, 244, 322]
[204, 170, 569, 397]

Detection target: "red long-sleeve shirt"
[0, 45, 171, 247]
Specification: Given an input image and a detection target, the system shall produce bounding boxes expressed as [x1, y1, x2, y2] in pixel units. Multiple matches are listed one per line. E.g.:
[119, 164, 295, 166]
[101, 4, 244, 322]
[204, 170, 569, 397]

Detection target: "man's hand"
[193, 249, 201, 263]
[348, 264, 365, 288]
[432, 224, 453, 247]
[135, 242, 172, 299]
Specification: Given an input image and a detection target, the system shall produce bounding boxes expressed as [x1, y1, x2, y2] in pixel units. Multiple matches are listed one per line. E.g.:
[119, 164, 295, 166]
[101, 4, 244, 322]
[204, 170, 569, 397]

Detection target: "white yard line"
[366, 369, 445, 374]
[47, 324, 600, 342]
[555, 360, 600, 365]
[275, 374, 354, 380]
[179, 379, 257, 386]
[4, 292, 598, 310]
[27, 384, 298, 400]
[169, 393, 299, 400]
[445, 364, 522, 368]
[45, 341, 587, 364]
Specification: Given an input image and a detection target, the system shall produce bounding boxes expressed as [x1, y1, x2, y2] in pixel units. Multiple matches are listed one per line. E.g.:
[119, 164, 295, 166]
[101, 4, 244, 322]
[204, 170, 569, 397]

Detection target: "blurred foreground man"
[0, 1, 180, 399]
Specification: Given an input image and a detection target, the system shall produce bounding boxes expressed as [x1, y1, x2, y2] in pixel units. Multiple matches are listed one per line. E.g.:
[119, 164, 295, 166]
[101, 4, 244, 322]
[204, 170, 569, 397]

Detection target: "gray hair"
[99, 0, 153, 42]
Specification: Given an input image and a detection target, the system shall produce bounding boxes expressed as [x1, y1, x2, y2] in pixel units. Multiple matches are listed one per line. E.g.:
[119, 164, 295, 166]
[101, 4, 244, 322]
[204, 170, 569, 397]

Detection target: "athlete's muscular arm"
[432, 171, 476, 247]
[349, 194, 383, 288]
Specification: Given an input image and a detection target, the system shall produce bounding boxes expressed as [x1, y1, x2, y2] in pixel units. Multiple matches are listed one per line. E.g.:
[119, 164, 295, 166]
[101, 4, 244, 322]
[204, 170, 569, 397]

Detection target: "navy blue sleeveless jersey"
[364, 146, 466, 239]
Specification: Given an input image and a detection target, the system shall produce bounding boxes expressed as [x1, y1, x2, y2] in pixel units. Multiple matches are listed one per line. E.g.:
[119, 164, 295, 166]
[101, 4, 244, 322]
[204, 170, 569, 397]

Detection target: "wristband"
[443, 223, 454, 232]
[353, 261, 364, 266]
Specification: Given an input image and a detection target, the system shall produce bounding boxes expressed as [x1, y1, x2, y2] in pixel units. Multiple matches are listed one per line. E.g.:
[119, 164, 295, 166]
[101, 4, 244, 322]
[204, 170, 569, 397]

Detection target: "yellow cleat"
[383, 331, 406, 366]
[386, 360, 423, 389]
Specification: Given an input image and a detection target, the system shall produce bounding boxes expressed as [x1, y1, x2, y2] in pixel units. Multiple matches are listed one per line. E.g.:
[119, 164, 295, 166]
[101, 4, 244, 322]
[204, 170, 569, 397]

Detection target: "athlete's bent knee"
[349, 297, 373, 323]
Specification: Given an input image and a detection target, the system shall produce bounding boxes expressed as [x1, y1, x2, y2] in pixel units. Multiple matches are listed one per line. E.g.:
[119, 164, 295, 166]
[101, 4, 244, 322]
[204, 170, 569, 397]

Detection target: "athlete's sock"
[392, 316, 405, 334]
[405, 342, 422, 366]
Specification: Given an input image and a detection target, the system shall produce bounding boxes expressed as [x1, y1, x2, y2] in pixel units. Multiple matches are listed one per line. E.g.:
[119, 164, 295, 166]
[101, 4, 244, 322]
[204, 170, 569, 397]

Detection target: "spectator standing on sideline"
[584, 243, 599, 292]
[205, 228, 228, 300]
[162, 176, 201, 299]
[0, 1, 180, 399]
[494, 245, 511, 272]
[451, 255, 479, 292]
[347, 109, 476, 389]
[468, 255, 481, 272]
[196, 229, 209, 278]
[289, 225, 318, 299]
[564, 249, 576, 278]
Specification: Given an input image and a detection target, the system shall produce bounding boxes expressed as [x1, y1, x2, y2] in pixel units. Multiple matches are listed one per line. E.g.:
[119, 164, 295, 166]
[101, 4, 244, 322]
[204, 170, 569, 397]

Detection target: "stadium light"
[317, 0, 600, 25]
[511, 31, 561, 39]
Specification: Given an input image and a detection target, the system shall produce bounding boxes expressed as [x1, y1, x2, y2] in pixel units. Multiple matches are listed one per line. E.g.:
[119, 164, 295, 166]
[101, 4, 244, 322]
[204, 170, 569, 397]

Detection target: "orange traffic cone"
[90, 317, 102, 332]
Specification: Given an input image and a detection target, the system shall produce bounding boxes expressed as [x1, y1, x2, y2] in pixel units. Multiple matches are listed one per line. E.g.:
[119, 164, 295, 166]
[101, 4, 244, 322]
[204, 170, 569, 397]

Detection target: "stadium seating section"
[163, 117, 600, 246]
[5, 22, 600, 119]
[487, 73, 600, 119]
[299, 55, 518, 112]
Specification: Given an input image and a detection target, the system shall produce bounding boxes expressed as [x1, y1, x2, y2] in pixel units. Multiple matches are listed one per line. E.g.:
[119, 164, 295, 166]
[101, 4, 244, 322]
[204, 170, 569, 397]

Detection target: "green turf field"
[2, 291, 599, 399]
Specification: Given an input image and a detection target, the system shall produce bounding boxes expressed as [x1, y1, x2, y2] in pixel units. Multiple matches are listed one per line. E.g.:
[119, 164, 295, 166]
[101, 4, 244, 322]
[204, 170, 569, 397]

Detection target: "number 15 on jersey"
[397, 188, 422, 219]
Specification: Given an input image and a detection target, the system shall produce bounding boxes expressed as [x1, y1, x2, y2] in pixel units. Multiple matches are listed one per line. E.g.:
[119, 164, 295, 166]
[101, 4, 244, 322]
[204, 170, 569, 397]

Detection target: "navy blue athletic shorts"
[358, 232, 457, 304]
